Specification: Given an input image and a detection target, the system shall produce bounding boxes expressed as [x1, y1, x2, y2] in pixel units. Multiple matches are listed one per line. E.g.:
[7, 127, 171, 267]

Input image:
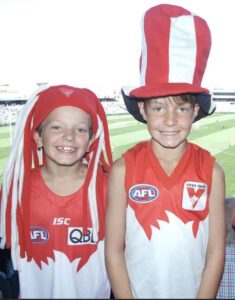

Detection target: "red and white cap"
[122, 4, 216, 122]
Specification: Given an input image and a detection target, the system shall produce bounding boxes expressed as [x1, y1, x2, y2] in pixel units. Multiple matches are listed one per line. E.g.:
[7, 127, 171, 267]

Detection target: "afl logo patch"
[129, 184, 159, 203]
[30, 226, 49, 244]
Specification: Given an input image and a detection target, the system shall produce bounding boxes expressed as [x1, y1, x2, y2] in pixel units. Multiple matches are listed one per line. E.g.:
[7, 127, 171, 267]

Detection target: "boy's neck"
[39, 162, 87, 196]
[151, 139, 187, 161]
[151, 140, 188, 176]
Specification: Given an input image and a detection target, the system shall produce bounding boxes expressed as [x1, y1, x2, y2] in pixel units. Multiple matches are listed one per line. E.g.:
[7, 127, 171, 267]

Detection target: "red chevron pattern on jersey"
[124, 141, 214, 239]
[28, 167, 106, 271]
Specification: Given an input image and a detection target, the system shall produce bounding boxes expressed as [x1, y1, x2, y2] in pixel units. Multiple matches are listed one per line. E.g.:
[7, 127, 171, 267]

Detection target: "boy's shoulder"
[188, 143, 216, 178]
[123, 140, 149, 157]
[121, 141, 149, 170]
[189, 142, 213, 157]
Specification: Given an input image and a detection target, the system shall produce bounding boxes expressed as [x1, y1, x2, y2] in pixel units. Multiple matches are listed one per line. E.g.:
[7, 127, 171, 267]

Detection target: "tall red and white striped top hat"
[122, 4, 216, 122]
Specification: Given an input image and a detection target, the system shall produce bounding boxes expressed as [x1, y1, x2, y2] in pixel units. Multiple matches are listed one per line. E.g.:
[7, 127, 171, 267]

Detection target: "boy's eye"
[179, 107, 190, 112]
[77, 128, 88, 133]
[152, 106, 163, 111]
[51, 125, 61, 130]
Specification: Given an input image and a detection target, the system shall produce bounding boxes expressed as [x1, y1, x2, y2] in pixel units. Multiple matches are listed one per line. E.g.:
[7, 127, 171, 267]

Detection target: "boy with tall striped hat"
[0, 84, 113, 298]
[105, 4, 226, 298]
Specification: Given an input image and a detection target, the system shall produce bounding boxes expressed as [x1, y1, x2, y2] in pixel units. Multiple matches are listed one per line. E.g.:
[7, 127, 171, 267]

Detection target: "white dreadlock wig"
[0, 84, 113, 270]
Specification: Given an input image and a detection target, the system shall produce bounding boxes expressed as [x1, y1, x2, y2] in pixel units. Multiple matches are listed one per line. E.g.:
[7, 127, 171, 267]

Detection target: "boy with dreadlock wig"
[0, 84, 113, 298]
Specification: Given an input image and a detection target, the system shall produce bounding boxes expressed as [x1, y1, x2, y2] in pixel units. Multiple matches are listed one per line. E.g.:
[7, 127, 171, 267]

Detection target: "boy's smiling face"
[34, 105, 94, 167]
[138, 96, 199, 150]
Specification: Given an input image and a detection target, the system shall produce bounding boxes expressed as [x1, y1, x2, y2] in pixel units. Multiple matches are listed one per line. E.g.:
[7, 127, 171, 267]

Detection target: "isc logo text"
[53, 217, 71, 225]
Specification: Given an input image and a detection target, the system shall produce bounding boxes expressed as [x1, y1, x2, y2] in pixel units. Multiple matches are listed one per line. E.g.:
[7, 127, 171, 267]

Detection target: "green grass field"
[0, 113, 235, 197]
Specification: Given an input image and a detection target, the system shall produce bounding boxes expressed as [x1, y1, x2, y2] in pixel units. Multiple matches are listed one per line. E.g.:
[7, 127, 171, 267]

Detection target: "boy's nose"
[163, 111, 177, 126]
[62, 129, 75, 140]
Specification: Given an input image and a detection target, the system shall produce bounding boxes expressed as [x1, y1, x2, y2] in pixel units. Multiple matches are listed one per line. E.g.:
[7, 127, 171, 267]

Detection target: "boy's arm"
[197, 161, 226, 299]
[105, 157, 134, 299]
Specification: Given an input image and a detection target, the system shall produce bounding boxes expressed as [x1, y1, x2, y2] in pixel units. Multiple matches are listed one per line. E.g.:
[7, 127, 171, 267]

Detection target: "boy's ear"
[138, 102, 147, 121]
[193, 103, 200, 120]
[33, 131, 43, 148]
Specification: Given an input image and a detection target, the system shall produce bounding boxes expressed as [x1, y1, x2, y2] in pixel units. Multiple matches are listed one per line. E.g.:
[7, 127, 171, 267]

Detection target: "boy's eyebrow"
[149, 98, 163, 103]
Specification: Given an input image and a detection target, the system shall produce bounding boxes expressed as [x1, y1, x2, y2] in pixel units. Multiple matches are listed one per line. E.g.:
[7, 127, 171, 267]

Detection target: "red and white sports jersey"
[18, 168, 110, 299]
[123, 141, 215, 298]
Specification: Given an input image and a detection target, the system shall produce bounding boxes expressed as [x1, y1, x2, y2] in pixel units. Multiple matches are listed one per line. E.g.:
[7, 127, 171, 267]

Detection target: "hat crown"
[140, 4, 211, 87]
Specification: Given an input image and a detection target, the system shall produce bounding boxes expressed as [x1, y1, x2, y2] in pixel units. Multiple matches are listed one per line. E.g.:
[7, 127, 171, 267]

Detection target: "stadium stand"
[0, 99, 127, 127]
[0, 104, 24, 126]
[0, 89, 235, 126]
[0, 94, 128, 127]
[212, 90, 235, 113]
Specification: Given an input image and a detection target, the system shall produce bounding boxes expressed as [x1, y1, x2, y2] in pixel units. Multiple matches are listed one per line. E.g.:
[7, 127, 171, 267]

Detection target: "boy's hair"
[0, 85, 113, 270]
[143, 94, 196, 108]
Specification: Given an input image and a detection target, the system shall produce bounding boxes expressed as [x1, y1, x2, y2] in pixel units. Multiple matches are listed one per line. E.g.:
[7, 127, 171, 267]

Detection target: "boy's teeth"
[57, 146, 75, 151]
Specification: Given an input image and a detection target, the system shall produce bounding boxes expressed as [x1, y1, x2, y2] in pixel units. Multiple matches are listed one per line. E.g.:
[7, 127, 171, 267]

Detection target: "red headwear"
[122, 4, 216, 122]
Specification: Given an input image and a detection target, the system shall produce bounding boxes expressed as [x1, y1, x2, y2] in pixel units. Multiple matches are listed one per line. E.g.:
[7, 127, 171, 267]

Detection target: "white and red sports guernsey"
[18, 168, 110, 299]
[123, 141, 215, 298]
